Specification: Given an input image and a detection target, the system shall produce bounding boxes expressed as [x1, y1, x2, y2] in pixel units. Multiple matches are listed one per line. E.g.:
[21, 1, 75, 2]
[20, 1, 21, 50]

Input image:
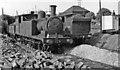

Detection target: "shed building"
[59, 6, 90, 22]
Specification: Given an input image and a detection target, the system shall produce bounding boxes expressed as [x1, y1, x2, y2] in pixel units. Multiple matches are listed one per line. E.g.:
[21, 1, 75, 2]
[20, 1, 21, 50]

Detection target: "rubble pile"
[88, 33, 120, 53]
[70, 44, 119, 67]
[0, 36, 91, 69]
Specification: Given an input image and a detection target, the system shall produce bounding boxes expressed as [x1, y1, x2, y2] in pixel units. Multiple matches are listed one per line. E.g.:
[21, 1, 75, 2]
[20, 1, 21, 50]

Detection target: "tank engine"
[37, 5, 73, 48]
[6, 5, 92, 53]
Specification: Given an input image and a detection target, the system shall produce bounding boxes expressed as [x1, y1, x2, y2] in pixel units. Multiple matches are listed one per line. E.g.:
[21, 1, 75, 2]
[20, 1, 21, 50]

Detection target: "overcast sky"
[0, 0, 119, 16]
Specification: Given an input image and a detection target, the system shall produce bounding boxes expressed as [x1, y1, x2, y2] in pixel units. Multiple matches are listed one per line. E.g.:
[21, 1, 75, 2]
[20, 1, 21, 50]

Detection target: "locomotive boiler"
[37, 5, 63, 34]
[37, 17, 63, 34]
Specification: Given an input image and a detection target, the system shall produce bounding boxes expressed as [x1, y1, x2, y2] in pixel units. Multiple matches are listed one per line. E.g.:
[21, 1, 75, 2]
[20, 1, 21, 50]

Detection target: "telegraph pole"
[2, 8, 4, 15]
[77, 0, 82, 7]
[99, 0, 102, 32]
[16, 10, 18, 16]
[35, 5, 37, 13]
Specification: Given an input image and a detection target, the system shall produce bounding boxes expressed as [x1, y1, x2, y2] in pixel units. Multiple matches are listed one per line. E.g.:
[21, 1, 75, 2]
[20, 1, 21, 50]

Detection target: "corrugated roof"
[59, 6, 90, 16]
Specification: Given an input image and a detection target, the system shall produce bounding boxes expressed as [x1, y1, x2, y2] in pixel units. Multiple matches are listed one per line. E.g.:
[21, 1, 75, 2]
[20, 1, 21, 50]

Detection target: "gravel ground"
[0, 35, 91, 69]
[0, 34, 119, 69]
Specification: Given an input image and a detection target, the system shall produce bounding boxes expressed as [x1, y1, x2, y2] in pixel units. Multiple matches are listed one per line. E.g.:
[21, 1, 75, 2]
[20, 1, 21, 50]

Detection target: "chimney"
[31, 11, 34, 14]
[50, 5, 57, 17]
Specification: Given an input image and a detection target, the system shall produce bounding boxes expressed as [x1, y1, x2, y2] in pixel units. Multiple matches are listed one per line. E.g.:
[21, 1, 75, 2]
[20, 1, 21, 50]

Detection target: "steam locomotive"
[0, 5, 92, 53]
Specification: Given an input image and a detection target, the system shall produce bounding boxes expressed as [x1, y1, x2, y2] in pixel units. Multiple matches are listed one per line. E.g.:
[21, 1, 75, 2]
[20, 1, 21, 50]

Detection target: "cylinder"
[38, 11, 46, 19]
[50, 5, 57, 17]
